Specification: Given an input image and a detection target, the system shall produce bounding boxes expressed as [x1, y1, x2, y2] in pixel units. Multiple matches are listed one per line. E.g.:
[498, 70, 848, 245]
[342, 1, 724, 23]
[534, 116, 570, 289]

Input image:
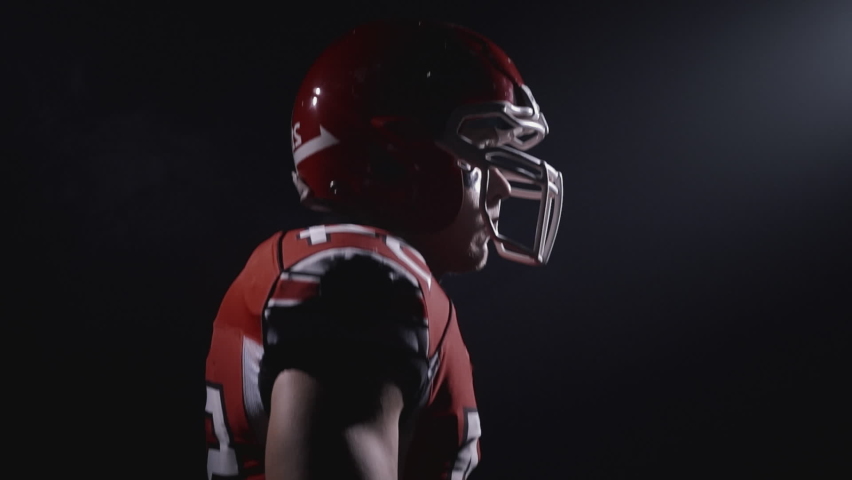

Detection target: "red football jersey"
[205, 224, 481, 480]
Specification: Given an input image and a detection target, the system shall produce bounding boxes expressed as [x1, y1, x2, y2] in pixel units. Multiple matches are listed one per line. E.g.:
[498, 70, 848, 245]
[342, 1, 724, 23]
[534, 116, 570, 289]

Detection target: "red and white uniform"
[205, 224, 481, 480]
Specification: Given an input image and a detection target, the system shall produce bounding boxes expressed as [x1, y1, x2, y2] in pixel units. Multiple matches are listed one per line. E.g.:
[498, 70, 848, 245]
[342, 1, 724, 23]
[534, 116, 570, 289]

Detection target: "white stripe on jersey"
[266, 298, 303, 308]
[278, 272, 321, 283]
[242, 336, 268, 445]
[384, 236, 431, 289]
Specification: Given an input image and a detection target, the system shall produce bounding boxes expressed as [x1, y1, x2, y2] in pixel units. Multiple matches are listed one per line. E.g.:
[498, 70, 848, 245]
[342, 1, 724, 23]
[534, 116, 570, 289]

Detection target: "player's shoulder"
[264, 225, 432, 371]
[260, 225, 437, 414]
[279, 224, 434, 291]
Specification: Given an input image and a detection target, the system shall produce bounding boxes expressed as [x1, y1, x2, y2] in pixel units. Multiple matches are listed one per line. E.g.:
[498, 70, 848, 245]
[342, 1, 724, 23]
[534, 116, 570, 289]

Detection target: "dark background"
[11, 1, 851, 478]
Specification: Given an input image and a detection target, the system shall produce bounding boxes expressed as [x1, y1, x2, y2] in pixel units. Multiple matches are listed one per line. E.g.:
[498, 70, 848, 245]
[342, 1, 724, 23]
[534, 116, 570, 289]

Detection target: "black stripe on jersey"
[262, 232, 287, 352]
[435, 302, 455, 355]
[276, 230, 285, 272]
[419, 301, 454, 406]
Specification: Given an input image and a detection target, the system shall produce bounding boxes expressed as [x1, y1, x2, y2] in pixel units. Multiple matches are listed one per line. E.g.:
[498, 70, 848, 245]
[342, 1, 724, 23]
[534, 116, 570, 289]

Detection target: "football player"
[205, 19, 563, 480]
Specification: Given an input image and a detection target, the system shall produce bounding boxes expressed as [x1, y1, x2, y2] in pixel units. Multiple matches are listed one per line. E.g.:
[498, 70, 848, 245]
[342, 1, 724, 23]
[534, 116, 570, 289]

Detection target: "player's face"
[409, 165, 512, 275]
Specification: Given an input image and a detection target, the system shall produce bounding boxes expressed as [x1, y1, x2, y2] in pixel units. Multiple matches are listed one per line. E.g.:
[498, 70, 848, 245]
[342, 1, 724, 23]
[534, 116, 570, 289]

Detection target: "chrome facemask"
[438, 85, 564, 266]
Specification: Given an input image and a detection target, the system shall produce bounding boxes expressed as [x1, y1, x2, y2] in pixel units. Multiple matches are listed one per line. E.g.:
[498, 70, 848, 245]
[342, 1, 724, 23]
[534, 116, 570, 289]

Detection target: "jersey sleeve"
[258, 253, 431, 414]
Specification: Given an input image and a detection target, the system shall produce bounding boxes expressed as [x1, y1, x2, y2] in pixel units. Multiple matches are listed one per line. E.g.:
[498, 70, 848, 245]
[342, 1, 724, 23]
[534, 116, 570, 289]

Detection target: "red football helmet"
[290, 20, 563, 265]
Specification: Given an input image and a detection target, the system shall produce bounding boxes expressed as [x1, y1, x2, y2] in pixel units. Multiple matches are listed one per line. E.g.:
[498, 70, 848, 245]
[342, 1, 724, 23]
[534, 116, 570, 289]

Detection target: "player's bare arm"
[266, 370, 403, 480]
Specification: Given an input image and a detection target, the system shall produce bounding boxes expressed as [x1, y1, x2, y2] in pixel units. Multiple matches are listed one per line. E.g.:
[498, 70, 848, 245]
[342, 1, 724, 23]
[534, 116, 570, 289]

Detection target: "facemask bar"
[480, 159, 563, 265]
[438, 88, 564, 266]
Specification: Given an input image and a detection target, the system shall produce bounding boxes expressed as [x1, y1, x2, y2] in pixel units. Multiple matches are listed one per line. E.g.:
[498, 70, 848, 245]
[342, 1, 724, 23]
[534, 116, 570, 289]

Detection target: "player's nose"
[485, 167, 511, 209]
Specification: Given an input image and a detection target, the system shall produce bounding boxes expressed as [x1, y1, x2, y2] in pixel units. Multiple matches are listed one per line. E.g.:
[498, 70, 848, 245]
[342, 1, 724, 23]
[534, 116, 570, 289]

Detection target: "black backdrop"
[11, 1, 850, 478]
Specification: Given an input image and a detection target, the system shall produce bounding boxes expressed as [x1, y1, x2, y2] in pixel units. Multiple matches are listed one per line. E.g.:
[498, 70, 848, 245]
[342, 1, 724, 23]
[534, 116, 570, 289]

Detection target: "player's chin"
[448, 236, 490, 273]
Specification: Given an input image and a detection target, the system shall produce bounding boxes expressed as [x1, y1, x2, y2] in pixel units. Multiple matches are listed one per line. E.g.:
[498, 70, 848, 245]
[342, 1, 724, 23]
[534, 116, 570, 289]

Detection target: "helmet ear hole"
[371, 116, 435, 142]
[368, 149, 409, 184]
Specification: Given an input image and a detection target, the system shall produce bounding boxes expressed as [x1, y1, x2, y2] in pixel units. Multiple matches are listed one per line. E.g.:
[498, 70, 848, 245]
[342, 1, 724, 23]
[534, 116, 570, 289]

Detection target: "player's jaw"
[462, 210, 492, 271]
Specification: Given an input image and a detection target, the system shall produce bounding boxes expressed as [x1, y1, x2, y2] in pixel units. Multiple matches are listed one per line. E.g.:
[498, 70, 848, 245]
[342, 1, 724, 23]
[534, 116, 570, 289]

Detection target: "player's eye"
[458, 116, 519, 148]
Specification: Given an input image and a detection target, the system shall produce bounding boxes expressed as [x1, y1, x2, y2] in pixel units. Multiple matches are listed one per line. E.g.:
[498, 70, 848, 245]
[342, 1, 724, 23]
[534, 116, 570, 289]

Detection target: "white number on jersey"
[451, 409, 482, 480]
[206, 384, 239, 479]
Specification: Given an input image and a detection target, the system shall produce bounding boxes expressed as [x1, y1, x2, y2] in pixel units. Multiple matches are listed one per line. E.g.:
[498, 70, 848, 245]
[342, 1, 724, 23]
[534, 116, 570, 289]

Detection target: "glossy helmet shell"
[291, 19, 528, 233]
